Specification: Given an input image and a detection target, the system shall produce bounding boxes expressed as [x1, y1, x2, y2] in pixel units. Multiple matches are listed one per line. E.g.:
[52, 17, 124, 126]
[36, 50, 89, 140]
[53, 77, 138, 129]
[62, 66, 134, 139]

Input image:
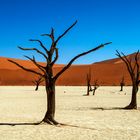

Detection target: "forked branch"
[41, 28, 55, 42]
[116, 50, 140, 109]
[29, 39, 49, 53]
[55, 21, 77, 45]
[51, 48, 58, 66]
[116, 50, 133, 76]
[33, 76, 44, 84]
[24, 55, 46, 73]
[41, 21, 77, 54]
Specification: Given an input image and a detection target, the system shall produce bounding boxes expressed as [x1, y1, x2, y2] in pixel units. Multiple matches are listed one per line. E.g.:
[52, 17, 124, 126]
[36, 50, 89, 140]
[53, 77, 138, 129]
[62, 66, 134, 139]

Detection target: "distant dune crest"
[0, 52, 139, 86]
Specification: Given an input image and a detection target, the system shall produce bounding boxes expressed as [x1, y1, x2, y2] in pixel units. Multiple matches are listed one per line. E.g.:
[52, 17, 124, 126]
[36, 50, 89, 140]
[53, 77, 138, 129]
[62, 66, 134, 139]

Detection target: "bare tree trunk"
[86, 70, 92, 96]
[92, 80, 99, 95]
[8, 20, 111, 125]
[83, 79, 91, 96]
[120, 77, 125, 91]
[42, 80, 58, 125]
[93, 88, 96, 95]
[125, 84, 138, 109]
[116, 50, 140, 110]
[87, 81, 90, 96]
[35, 83, 39, 91]
[120, 85, 123, 91]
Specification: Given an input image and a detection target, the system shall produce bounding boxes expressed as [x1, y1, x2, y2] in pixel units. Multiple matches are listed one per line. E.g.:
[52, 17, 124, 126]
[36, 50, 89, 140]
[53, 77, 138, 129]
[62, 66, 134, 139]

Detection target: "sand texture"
[0, 86, 140, 140]
[0, 53, 139, 86]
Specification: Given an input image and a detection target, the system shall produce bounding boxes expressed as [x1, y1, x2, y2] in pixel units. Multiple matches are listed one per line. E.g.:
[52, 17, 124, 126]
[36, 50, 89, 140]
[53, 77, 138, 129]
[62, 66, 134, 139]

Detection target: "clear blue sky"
[0, 0, 140, 64]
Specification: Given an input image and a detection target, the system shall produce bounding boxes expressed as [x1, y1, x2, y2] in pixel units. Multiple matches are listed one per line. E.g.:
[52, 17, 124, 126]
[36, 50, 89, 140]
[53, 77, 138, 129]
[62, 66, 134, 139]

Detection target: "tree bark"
[120, 85, 123, 91]
[42, 80, 58, 125]
[87, 84, 90, 96]
[35, 84, 39, 91]
[116, 51, 140, 110]
[124, 83, 138, 109]
[120, 82, 124, 91]
[93, 89, 96, 95]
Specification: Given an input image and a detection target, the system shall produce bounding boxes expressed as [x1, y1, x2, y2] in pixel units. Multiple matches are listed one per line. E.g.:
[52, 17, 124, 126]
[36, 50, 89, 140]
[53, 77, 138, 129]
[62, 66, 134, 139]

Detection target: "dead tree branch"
[8, 20, 112, 124]
[8, 59, 43, 77]
[54, 42, 112, 81]
[116, 50, 140, 109]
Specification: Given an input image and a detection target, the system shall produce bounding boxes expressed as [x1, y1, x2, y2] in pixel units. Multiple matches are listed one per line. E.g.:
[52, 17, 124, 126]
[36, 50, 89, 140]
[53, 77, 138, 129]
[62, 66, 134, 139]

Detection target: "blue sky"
[0, 0, 140, 64]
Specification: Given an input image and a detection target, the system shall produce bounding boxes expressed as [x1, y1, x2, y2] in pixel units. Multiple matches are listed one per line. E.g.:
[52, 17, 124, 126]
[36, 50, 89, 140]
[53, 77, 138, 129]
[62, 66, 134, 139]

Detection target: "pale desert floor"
[0, 86, 140, 140]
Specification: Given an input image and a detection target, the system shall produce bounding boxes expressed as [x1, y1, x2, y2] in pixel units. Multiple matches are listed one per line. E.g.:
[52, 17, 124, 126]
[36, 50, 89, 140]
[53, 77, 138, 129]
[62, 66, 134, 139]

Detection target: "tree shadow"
[0, 121, 96, 130]
[90, 107, 125, 110]
[90, 107, 140, 110]
[60, 123, 96, 130]
[0, 121, 42, 126]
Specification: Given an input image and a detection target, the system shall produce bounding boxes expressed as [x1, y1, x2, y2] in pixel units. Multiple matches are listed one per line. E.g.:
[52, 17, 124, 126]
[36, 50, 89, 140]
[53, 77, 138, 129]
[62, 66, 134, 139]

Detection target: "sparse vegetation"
[92, 79, 99, 95]
[8, 21, 111, 125]
[116, 50, 140, 109]
[84, 68, 99, 96]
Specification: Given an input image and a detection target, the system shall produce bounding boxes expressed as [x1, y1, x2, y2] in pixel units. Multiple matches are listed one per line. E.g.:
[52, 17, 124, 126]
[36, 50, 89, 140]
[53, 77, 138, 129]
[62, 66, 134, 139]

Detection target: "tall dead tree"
[120, 76, 125, 91]
[8, 21, 111, 125]
[86, 68, 92, 96]
[92, 79, 99, 95]
[32, 77, 44, 91]
[116, 50, 140, 109]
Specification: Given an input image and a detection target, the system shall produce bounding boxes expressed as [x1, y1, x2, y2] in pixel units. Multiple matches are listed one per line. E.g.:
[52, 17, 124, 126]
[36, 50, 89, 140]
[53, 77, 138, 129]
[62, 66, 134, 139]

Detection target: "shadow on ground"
[90, 107, 140, 110]
[0, 121, 96, 130]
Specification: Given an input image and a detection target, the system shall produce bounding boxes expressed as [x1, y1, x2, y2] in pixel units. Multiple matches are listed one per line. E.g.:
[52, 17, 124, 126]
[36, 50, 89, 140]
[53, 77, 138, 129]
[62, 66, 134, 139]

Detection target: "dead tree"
[85, 69, 99, 96]
[92, 79, 99, 95]
[120, 76, 125, 91]
[8, 21, 111, 125]
[86, 69, 92, 96]
[32, 77, 44, 91]
[116, 50, 140, 109]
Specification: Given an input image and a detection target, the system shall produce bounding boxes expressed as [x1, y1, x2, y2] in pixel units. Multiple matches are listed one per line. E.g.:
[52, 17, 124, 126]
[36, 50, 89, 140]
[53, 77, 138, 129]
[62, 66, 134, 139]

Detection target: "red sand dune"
[0, 53, 139, 86]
